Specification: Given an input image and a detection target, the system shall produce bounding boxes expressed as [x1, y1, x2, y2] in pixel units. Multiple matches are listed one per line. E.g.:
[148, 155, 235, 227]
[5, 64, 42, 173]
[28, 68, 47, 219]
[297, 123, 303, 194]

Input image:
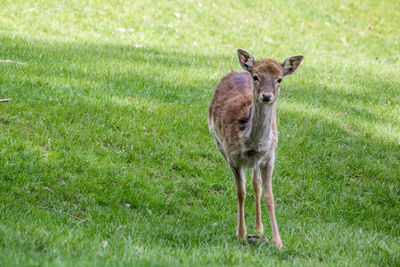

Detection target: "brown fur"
[208, 49, 303, 249]
[208, 71, 252, 161]
[208, 59, 283, 166]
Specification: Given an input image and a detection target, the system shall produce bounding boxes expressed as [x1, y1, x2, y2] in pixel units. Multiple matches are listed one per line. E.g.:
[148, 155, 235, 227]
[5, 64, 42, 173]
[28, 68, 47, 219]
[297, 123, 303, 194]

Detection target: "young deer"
[208, 49, 303, 248]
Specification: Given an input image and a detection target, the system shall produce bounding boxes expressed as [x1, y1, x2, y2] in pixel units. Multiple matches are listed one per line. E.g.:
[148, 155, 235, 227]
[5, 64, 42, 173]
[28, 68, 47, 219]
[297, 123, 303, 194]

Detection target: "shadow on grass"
[0, 34, 230, 105]
[282, 64, 400, 126]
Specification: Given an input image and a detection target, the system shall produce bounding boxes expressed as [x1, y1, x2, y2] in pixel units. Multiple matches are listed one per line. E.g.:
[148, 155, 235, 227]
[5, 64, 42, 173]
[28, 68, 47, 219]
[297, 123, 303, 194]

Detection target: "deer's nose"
[261, 93, 273, 102]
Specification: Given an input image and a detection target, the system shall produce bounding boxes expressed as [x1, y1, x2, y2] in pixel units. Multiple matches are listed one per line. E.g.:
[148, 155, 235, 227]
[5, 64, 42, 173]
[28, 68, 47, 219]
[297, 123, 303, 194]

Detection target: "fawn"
[208, 49, 303, 248]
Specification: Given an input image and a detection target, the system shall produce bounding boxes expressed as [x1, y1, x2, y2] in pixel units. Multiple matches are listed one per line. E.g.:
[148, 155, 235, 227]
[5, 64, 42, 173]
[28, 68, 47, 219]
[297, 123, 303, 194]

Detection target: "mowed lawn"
[1, 0, 399, 266]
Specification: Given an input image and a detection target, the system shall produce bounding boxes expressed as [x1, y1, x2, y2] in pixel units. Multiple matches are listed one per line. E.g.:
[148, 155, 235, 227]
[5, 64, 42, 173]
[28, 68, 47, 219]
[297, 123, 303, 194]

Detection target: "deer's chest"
[239, 141, 274, 167]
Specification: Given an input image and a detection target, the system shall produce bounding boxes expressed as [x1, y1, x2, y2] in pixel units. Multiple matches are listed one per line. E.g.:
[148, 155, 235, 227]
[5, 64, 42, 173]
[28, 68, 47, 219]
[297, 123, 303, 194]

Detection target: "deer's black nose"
[261, 93, 273, 102]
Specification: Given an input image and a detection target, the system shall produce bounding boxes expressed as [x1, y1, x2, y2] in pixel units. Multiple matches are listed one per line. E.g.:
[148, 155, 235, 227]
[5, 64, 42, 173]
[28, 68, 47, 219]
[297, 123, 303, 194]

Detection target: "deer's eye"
[277, 78, 283, 84]
[253, 75, 259, 82]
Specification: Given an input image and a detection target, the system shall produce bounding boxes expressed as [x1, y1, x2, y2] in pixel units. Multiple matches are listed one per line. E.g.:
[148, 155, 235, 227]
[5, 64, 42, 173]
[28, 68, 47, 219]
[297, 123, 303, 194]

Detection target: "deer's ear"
[237, 49, 255, 72]
[282, 55, 303, 76]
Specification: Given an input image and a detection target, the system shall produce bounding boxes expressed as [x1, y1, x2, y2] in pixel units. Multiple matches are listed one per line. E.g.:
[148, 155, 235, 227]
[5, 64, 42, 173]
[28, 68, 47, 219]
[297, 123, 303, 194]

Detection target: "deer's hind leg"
[231, 166, 247, 240]
[252, 168, 264, 234]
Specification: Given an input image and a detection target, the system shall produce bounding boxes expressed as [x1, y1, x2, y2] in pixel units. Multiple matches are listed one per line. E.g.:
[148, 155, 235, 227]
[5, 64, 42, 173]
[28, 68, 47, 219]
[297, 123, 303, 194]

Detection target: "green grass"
[1, 0, 400, 266]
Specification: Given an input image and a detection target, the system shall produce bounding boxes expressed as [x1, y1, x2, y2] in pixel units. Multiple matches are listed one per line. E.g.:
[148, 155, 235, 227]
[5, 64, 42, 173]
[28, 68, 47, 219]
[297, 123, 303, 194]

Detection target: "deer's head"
[237, 49, 303, 104]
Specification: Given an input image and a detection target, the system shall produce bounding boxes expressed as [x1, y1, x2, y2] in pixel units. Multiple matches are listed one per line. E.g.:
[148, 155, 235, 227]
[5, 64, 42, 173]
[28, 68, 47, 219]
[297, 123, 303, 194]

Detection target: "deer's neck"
[246, 99, 275, 146]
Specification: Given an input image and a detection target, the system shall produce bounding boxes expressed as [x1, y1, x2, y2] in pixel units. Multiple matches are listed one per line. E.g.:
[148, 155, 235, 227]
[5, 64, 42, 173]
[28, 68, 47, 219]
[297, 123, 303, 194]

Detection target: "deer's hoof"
[236, 227, 247, 240]
[273, 238, 282, 249]
[255, 224, 264, 234]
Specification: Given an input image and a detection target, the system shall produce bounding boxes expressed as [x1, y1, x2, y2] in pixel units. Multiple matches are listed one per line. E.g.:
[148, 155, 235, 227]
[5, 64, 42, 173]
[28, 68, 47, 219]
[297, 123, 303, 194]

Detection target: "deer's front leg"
[231, 166, 246, 240]
[252, 168, 263, 234]
[261, 156, 282, 249]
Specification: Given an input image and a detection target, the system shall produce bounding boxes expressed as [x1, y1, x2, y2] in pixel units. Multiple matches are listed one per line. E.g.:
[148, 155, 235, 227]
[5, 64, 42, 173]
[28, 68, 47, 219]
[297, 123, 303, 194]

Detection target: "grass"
[0, 0, 399, 266]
